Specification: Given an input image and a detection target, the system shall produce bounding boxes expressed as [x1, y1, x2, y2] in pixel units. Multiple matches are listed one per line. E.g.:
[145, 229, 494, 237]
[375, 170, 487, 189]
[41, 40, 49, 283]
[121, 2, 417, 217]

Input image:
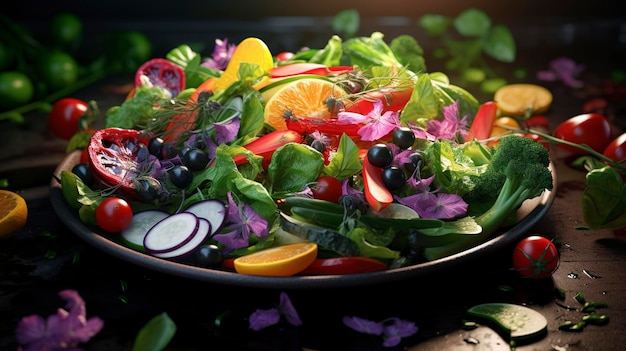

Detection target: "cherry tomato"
[553, 113, 612, 154]
[87, 128, 156, 197]
[603, 132, 626, 181]
[603, 132, 626, 164]
[275, 51, 294, 61]
[95, 197, 133, 232]
[135, 58, 185, 97]
[48, 98, 89, 140]
[298, 257, 387, 275]
[311, 175, 343, 203]
[512, 235, 559, 279]
[0, 71, 34, 109]
[487, 116, 521, 147]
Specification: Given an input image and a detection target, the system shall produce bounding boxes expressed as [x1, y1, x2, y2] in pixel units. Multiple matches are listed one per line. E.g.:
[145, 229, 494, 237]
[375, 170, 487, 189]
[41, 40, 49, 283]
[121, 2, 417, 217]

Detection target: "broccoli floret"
[424, 135, 554, 260]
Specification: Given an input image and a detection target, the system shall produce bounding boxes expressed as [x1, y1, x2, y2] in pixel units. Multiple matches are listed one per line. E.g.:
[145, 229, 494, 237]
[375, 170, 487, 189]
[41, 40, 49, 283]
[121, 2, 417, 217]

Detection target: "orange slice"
[233, 242, 318, 276]
[493, 84, 553, 117]
[214, 37, 274, 91]
[263, 78, 348, 130]
[0, 189, 28, 238]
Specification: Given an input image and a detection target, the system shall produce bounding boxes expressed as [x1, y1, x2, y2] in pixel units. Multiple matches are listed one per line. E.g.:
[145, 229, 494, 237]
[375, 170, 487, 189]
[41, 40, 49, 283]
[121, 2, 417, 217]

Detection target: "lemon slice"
[0, 189, 28, 238]
[233, 242, 318, 276]
[214, 37, 273, 91]
[494, 84, 553, 116]
[264, 78, 347, 130]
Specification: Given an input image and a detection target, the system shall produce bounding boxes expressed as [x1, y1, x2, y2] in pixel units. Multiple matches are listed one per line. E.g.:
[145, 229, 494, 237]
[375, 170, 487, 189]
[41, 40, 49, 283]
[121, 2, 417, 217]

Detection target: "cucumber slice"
[467, 303, 548, 343]
[120, 210, 169, 252]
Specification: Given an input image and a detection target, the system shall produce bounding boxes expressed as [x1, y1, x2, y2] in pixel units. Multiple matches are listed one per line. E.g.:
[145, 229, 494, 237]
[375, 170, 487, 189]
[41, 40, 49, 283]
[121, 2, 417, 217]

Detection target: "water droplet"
[567, 272, 579, 279]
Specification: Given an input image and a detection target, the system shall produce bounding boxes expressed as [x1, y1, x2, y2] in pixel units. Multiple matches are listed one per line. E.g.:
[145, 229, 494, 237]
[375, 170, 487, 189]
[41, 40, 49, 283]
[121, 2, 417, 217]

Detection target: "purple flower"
[536, 57, 585, 88]
[249, 292, 302, 331]
[213, 192, 269, 250]
[427, 100, 468, 142]
[338, 100, 400, 141]
[343, 316, 384, 335]
[382, 318, 419, 347]
[343, 316, 418, 347]
[395, 175, 468, 219]
[202, 38, 236, 70]
[15, 289, 104, 351]
[213, 117, 240, 144]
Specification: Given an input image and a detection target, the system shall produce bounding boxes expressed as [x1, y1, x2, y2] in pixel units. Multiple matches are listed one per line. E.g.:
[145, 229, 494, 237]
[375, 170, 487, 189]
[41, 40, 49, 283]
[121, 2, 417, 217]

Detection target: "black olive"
[382, 166, 406, 190]
[71, 163, 93, 185]
[148, 137, 165, 158]
[195, 244, 224, 268]
[367, 144, 393, 168]
[168, 165, 193, 188]
[392, 127, 416, 149]
[182, 148, 210, 171]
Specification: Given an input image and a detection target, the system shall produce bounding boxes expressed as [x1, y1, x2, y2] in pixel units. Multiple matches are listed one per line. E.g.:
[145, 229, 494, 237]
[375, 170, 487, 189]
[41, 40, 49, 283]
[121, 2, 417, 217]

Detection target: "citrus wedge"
[263, 78, 348, 130]
[214, 37, 273, 91]
[494, 84, 553, 117]
[0, 189, 28, 238]
[233, 242, 318, 276]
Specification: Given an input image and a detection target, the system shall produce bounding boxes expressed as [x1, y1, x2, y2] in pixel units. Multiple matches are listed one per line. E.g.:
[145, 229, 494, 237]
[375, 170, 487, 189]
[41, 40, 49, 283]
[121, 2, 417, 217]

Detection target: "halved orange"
[233, 242, 318, 276]
[263, 78, 348, 130]
[0, 190, 28, 238]
[214, 37, 274, 91]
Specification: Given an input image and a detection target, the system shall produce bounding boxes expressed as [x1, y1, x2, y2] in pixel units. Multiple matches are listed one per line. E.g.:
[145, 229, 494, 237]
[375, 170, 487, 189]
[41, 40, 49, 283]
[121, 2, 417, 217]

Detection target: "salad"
[57, 32, 554, 277]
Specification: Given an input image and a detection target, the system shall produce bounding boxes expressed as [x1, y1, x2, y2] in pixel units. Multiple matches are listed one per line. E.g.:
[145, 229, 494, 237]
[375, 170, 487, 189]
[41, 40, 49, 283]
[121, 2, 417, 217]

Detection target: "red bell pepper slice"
[344, 86, 414, 115]
[270, 63, 353, 78]
[362, 156, 393, 212]
[285, 116, 362, 137]
[298, 257, 388, 275]
[464, 101, 498, 142]
[231, 129, 304, 168]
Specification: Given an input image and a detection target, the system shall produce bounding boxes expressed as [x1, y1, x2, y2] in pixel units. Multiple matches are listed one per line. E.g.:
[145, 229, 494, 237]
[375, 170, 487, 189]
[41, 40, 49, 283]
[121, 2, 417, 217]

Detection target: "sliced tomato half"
[87, 128, 157, 196]
[135, 58, 186, 98]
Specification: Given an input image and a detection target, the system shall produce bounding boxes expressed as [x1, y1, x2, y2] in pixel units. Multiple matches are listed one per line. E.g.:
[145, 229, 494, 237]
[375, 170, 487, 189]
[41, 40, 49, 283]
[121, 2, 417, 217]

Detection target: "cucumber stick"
[467, 303, 548, 343]
[279, 213, 359, 257]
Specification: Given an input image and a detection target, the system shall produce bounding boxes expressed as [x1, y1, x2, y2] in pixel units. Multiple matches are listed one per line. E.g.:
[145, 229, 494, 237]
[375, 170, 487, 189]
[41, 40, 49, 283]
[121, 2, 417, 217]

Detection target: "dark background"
[3, 0, 625, 57]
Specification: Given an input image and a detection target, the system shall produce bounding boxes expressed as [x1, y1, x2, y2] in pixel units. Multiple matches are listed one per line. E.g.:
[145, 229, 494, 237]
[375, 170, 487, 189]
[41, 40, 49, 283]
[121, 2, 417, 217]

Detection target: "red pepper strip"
[285, 116, 362, 137]
[344, 87, 414, 115]
[362, 156, 393, 212]
[464, 101, 498, 142]
[270, 63, 354, 78]
[298, 257, 388, 275]
[231, 129, 304, 168]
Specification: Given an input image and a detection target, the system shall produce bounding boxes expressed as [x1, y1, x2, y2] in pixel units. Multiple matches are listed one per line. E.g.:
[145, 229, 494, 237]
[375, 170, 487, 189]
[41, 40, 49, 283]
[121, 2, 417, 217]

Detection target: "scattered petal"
[249, 308, 281, 331]
[343, 316, 384, 336]
[278, 292, 302, 326]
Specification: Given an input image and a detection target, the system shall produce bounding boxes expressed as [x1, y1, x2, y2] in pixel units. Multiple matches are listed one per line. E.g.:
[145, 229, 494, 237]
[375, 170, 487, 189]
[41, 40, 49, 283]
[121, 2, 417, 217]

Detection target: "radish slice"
[152, 218, 212, 259]
[120, 210, 169, 252]
[143, 212, 199, 254]
[184, 199, 227, 235]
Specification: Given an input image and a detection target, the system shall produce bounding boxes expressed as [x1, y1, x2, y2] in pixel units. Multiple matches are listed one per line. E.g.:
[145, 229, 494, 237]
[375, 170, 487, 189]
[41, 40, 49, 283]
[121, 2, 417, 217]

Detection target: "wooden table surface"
[1, 33, 626, 351]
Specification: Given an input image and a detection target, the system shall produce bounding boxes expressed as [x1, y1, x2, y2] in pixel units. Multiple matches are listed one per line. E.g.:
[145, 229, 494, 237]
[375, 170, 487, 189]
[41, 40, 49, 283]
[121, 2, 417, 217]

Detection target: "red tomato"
[553, 113, 612, 154]
[95, 197, 133, 232]
[298, 257, 387, 275]
[603, 132, 626, 163]
[512, 235, 559, 279]
[48, 98, 89, 140]
[275, 51, 294, 61]
[135, 58, 185, 97]
[311, 175, 343, 203]
[88, 128, 154, 196]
